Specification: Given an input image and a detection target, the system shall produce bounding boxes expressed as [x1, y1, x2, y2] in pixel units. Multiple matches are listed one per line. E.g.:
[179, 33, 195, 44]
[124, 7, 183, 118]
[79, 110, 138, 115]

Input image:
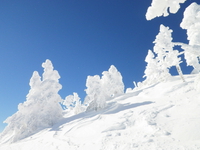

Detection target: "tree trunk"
[176, 64, 185, 82]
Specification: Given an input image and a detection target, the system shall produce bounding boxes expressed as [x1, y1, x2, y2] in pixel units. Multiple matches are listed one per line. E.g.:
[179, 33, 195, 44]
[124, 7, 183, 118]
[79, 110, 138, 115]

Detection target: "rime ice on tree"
[85, 65, 124, 111]
[143, 24, 185, 85]
[146, 1, 200, 74]
[143, 50, 160, 85]
[154, 24, 185, 82]
[180, 2, 200, 73]
[85, 75, 106, 111]
[0, 59, 63, 143]
[102, 65, 124, 99]
[146, 0, 187, 20]
[63, 92, 84, 115]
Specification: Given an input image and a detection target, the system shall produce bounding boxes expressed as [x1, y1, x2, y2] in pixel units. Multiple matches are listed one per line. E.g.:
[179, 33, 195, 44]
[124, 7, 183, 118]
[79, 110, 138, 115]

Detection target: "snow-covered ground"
[1, 74, 200, 150]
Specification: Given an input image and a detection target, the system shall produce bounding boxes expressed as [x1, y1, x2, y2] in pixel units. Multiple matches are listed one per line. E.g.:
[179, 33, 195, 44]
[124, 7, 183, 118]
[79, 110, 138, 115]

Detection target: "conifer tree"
[85, 65, 124, 111]
[0, 59, 63, 143]
[153, 24, 185, 82]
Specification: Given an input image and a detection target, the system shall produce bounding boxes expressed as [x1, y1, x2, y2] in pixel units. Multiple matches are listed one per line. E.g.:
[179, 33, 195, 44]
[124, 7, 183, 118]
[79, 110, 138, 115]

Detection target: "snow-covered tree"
[146, 1, 200, 74]
[143, 50, 161, 85]
[0, 59, 63, 143]
[149, 25, 171, 81]
[101, 65, 124, 99]
[85, 75, 105, 111]
[180, 2, 200, 73]
[85, 65, 124, 111]
[63, 92, 85, 115]
[73, 93, 85, 115]
[153, 24, 185, 82]
[142, 24, 185, 85]
[63, 94, 75, 110]
[146, 0, 187, 20]
[180, 2, 200, 46]
[153, 25, 172, 81]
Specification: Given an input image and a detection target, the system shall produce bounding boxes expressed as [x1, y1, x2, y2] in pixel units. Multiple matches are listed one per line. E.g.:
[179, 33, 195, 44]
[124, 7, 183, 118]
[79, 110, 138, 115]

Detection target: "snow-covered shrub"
[63, 94, 75, 110]
[73, 94, 85, 115]
[85, 65, 124, 111]
[63, 92, 85, 115]
[146, 0, 187, 20]
[0, 59, 63, 143]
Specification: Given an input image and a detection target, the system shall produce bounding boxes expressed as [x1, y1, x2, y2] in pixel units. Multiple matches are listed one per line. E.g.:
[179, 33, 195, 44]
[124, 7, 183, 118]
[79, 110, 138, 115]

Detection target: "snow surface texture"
[146, 0, 187, 20]
[1, 75, 200, 149]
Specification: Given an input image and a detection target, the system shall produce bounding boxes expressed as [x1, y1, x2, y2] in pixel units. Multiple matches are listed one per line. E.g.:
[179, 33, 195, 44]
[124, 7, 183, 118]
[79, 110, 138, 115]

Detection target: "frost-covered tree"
[153, 26, 171, 81]
[63, 94, 75, 110]
[146, 0, 187, 20]
[146, 1, 200, 74]
[150, 25, 171, 81]
[180, 3, 200, 46]
[0, 59, 63, 143]
[142, 24, 185, 85]
[153, 24, 185, 82]
[73, 93, 85, 115]
[85, 65, 124, 111]
[101, 65, 124, 99]
[84, 75, 106, 111]
[63, 92, 85, 115]
[143, 50, 161, 85]
[180, 2, 200, 73]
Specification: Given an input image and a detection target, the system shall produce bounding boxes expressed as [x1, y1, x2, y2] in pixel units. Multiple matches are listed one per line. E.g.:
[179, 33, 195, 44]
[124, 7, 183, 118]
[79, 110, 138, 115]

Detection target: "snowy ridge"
[1, 74, 200, 149]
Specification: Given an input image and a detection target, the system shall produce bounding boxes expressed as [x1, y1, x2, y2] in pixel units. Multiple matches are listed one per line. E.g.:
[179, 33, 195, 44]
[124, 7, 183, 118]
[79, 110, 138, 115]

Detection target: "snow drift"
[1, 74, 200, 149]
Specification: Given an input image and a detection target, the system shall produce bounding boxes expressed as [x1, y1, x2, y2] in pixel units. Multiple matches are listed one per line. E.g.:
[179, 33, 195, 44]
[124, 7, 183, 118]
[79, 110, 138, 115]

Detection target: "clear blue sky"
[0, 0, 198, 132]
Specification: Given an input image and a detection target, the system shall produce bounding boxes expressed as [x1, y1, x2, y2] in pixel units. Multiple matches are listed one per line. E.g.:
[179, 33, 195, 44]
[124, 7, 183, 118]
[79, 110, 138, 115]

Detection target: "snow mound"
[1, 74, 200, 149]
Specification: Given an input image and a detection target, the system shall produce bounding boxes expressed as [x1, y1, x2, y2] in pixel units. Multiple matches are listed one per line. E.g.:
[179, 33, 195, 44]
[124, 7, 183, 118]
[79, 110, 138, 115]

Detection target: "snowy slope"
[1, 74, 200, 150]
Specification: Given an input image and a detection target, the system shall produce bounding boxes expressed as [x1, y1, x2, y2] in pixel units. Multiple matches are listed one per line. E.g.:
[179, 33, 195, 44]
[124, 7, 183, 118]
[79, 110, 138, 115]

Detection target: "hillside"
[1, 74, 200, 150]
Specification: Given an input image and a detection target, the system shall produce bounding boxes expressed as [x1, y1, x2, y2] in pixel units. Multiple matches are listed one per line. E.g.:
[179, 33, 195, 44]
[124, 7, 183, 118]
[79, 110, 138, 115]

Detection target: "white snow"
[1, 74, 200, 149]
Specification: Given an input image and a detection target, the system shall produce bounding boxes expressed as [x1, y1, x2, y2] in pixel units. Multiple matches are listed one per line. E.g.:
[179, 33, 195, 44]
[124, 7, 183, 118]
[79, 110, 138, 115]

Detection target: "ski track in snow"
[1, 75, 200, 149]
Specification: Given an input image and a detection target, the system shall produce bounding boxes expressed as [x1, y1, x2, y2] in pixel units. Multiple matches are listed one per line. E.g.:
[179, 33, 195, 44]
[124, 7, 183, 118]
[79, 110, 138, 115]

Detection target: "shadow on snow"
[51, 100, 153, 132]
